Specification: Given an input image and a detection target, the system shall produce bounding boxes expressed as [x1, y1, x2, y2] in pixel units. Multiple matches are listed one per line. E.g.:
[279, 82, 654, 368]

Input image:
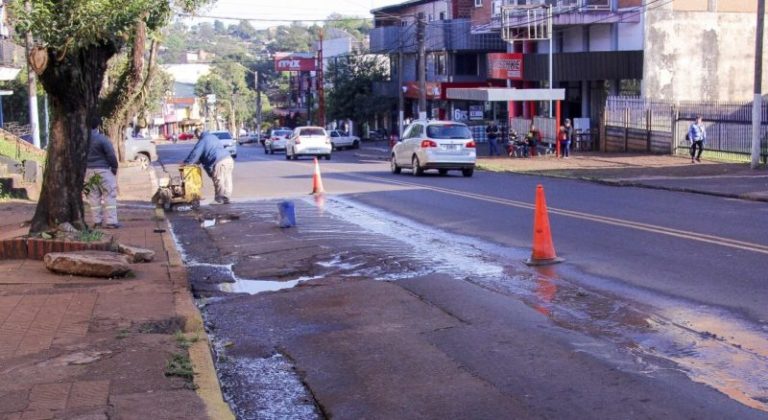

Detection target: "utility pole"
[255, 71, 262, 139]
[25, 0, 40, 148]
[398, 47, 404, 138]
[417, 13, 427, 120]
[752, 0, 765, 169]
[317, 29, 325, 128]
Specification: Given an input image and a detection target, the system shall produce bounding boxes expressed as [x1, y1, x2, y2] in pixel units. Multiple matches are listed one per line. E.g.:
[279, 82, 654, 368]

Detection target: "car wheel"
[391, 155, 401, 174]
[285, 151, 291, 160]
[412, 156, 423, 176]
[136, 154, 150, 171]
[325, 154, 331, 160]
[232, 154, 237, 159]
[438, 169, 448, 176]
[270, 148, 275, 155]
[331, 143, 336, 151]
[462, 168, 474, 177]
[353, 140, 360, 149]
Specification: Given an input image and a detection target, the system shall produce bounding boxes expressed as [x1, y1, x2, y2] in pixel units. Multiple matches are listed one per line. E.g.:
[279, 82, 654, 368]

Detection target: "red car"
[178, 132, 195, 141]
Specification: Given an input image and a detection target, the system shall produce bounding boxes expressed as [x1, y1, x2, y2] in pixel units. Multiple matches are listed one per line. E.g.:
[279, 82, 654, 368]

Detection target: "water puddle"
[214, 350, 319, 420]
[220, 277, 318, 294]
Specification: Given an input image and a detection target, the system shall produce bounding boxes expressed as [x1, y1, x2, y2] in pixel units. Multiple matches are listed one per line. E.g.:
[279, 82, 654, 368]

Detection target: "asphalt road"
[158, 141, 768, 418]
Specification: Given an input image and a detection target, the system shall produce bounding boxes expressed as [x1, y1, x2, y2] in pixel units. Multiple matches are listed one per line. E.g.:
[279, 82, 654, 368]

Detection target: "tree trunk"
[29, 44, 117, 234]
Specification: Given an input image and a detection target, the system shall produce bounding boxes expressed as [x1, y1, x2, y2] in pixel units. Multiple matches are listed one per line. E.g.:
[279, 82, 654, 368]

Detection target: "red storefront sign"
[487, 53, 523, 80]
[274, 53, 316, 72]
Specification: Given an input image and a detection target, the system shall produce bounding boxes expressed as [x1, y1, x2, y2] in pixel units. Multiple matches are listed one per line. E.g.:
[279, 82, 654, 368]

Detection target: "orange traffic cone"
[525, 184, 564, 266]
[311, 157, 325, 195]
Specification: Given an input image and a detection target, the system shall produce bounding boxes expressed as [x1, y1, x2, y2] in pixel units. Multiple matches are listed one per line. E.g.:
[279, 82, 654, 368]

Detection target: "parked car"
[285, 126, 332, 160]
[329, 130, 360, 150]
[125, 136, 157, 170]
[368, 128, 388, 142]
[178, 132, 195, 141]
[265, 129, 293, 154]
[211, 130, 237, 158]
[391, 120, 476, 177]
[238, 133, 259, 145]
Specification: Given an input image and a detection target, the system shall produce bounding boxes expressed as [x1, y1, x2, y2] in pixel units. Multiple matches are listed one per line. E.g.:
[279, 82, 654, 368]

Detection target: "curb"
[475, 164, 768, 203]
[151, 169, 235, 420]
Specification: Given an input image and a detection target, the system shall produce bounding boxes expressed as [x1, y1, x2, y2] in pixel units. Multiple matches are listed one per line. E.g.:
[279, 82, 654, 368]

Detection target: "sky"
[187, 0, 405, 27]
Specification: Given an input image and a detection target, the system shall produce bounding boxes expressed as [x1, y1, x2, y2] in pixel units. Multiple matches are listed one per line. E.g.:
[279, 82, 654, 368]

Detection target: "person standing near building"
[486, 121, 500, 156]
[85, 116, 120, 229]
[184, 128, 234, 204]
[526, 123, 541, 157]
[688, 116, 707, 163]
[559, 118, 573, 158]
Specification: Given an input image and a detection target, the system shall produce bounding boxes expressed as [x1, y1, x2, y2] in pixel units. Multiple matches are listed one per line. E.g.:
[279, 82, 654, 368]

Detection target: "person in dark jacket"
[85, 116, 120, 228]
[184, 128, 234, 204]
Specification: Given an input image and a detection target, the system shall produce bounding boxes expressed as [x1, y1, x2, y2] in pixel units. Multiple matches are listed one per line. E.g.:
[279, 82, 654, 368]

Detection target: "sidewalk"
[357, 141, 768, 202]
[0, 166, 231, 419]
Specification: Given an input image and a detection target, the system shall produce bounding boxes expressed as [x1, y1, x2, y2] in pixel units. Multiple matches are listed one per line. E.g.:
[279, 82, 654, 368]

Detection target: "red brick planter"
[0, 237, 114, 260]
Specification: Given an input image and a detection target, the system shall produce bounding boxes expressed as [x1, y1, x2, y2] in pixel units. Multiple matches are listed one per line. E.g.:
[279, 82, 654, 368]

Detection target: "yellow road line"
[355, 174, 768, 256]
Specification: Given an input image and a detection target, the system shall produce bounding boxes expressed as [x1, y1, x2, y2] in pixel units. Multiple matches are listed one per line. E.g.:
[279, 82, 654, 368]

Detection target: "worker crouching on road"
[183, 128, 234, 204]
[84, 116, 120, 229]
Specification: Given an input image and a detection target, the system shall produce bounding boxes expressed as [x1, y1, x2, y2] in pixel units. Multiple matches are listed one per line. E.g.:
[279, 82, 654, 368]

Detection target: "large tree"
[11, 0, 210, 234]
[327, 53, 393, 132]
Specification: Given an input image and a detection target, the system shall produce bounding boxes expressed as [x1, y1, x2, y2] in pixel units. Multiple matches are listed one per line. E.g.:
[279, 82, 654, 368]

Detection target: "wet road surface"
[159, 143, 768, 418]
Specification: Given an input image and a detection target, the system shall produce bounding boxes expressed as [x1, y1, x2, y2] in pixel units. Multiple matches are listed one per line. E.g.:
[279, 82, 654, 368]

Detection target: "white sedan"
[329, 130, 360, 150]
[286, 126, 332, 160]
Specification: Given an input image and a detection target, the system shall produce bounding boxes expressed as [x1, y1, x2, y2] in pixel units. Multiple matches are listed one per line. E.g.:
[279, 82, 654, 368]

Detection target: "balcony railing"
[496, 0, 610, 12]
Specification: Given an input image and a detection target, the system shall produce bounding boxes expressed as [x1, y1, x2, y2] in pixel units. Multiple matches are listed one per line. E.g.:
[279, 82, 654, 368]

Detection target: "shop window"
[439, 12, 446, 20]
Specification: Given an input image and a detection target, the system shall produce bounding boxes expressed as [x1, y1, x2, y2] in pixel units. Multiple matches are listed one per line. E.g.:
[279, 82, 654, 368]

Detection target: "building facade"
[371, 0, 768, 133]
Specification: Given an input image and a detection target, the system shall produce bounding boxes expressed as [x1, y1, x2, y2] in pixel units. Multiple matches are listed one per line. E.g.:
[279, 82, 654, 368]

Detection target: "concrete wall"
[643, 6, 768, 102]
[589, 25, 612, 51]
[617, 22, 643, 51]
[563, 26, 584, 53]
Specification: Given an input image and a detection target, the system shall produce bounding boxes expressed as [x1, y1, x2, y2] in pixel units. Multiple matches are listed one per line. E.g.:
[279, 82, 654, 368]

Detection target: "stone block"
[117, 244, 156, 263]
[44, 251, 132, 278]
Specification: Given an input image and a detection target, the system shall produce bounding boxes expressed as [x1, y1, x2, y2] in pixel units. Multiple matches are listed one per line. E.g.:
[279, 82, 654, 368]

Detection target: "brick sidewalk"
[0, 166, 229, 419]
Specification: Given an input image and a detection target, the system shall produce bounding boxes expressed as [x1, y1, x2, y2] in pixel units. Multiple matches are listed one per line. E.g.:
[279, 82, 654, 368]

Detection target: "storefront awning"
[446, 88, 565, 102]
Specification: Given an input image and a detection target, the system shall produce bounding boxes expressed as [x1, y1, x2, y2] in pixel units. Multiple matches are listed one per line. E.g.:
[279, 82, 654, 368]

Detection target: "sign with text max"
[274, 52, 317, 72]
[487, 53, 523, 80]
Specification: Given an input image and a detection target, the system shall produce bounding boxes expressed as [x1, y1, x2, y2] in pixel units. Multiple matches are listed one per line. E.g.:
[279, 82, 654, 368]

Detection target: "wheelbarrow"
[152, 164, 203, 211]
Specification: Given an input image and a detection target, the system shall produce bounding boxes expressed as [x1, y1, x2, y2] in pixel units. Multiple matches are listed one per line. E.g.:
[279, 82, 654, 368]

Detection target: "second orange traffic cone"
[525, 184, 564, 266]
[311, 157, 325, 195]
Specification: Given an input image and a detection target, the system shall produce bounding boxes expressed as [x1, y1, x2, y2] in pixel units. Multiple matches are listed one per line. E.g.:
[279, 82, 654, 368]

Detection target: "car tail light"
[420, 139, 437, 148]
[295, 137, 301, 144]
[466, 140, 476, 148]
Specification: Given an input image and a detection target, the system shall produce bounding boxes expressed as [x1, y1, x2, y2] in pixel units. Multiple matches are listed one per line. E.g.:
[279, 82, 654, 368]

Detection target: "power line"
[177, 13, 373, 23]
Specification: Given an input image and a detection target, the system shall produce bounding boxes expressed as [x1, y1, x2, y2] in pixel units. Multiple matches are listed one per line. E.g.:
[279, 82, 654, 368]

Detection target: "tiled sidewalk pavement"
[0, 165, 220, 420]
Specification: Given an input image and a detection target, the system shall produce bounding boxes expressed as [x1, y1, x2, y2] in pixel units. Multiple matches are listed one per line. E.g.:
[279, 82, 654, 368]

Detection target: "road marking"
[353, 174, 768, 256]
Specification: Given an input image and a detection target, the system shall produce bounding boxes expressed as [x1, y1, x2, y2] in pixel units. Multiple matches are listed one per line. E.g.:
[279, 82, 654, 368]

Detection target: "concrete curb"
[151, 169, 234, 420]
[475, 164, 768, 203]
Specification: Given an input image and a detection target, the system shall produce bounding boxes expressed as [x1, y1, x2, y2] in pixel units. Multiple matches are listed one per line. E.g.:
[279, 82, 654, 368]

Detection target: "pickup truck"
[329, 130, 360, 150]
[125, 136, 157, 170]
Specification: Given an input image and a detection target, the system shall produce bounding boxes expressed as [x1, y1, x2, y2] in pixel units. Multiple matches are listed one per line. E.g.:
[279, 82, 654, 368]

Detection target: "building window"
[401, 20, 408, 27]
[428, 14, 434, 21]
[436, 53, 446, 75]
[475, 0, 482, 7]
[439, 11, 446, 20]
[455, 53, 478, 76]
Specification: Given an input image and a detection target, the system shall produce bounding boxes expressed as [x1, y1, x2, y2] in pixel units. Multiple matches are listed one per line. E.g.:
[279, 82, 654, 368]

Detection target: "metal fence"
[603, 96, 768, 163]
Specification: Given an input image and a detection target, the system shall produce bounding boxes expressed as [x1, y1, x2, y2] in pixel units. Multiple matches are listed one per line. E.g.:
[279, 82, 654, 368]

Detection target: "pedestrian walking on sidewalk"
[84, 116, 120, 229]
[486, 121, 501, 156]
[688, 116, 707, 163]
[184, 128, 234, 204]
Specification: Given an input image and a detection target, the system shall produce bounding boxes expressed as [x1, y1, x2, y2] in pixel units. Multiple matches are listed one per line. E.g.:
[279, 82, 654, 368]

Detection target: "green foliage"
[325, 13, 372, 42]
[327, 53, 394, 129]
[165, 352, 194, 381]
[77, 228, 104, 242]
[82, 172, 103, 196]
[195, 59, 257, 131]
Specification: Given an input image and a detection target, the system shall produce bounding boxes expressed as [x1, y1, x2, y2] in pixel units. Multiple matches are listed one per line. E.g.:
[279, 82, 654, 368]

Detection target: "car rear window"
[213, 132, 233, 140]
[274, 130, 291, 137]
[299, 128, 325, 136]
[427, 124, 471, 139]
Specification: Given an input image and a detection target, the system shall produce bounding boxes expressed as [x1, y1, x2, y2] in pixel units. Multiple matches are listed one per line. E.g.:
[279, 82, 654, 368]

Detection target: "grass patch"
[77, 229, 104, 242]
[173, 330, 199, 350]
[165, 352, 194, 381]
[0, 136, 45, 165]
[116, 329, 130, 340]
